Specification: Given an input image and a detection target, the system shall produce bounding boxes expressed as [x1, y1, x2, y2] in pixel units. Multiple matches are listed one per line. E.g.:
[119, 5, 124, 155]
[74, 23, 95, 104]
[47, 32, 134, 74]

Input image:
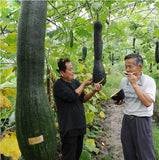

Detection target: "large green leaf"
[1, 32, 17, 54]
[47, 28, 63, 38]
[86, 111, 95, 125]
[85, 138, 99, 154]
[80, 150, 91, 160]
[154, 1, 159, 8]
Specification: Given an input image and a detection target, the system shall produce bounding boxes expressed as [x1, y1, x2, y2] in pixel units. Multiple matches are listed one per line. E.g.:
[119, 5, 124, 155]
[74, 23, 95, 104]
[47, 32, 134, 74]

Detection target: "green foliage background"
[1, 0, 159, 159]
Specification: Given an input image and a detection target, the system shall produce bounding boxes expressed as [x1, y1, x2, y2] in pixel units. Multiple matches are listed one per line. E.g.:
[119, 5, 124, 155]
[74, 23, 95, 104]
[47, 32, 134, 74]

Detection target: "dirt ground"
[93, 94, 159, 160]
[94, 100, 124, 160]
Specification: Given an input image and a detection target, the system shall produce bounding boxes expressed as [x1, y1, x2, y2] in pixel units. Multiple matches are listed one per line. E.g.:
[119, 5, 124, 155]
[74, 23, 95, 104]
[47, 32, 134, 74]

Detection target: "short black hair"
[57, 58, 70, 72]
[124, 54, 143, 66]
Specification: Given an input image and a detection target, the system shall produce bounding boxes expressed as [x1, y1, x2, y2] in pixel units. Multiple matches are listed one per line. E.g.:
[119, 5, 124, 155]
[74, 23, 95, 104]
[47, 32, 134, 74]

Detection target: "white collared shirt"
[120, 73, 156, 117]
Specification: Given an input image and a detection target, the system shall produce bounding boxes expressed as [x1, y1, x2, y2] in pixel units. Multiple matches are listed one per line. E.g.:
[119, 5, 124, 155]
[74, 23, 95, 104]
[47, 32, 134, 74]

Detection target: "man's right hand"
[83, 78, 92, 86]
[114, 99, 125, 105]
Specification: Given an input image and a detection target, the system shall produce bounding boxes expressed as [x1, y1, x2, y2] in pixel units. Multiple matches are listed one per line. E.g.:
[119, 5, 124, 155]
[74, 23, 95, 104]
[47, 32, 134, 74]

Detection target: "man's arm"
[75, 78, 92, 96]
[132, 84, 153, 107]
[83, 84, 103, 102]
[75, 78, 103, 102]
[128, 74, 154, 107]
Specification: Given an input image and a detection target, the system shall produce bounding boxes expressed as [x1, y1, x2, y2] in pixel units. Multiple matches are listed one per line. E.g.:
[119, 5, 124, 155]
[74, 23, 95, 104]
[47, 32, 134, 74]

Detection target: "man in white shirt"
[116, 54, 156, 160]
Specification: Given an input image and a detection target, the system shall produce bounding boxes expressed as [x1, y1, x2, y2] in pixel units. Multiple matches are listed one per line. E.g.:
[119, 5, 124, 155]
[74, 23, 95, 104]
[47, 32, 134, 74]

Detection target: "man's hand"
[83, 83, 103, 102]
[126, 73, 137, 86]
[76, 78, 92, 96]
[114, 99, 125, 105]
[83, 78, 92, 86]
[93, 83, 103, 92]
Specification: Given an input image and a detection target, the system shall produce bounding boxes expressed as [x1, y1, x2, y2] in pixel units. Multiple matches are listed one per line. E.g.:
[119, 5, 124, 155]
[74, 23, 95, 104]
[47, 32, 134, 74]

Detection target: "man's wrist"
[82, 82, 86, 88]
[132, 83, 138, 89]
[92, 88, 97, 93]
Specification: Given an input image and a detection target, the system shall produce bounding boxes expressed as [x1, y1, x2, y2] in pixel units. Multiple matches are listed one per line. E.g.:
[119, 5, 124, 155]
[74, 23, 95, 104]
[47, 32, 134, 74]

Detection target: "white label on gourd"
[28, 135, 44, 145]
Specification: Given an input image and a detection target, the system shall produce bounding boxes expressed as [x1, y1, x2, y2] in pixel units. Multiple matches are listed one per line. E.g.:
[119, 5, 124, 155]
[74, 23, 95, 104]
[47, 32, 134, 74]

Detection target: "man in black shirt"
[53, 58, 103, 160]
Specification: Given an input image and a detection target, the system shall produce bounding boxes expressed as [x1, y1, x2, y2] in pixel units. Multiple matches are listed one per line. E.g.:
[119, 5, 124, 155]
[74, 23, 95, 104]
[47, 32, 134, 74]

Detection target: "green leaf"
[76, 17, 86, 24]
[1, 44, 17, 54]
[4, 32, 17, 44]
[47, 55, 59, 71]
[0, 81, 16, 90]
[154, 28, 159, 38]
[76, 28, 91, 37]
[1, 0, 20, 25]
[85, 138, 99, 153]
[13, 9, 20, 21]
[89, 105, 98, 112]
[86, 111, 95, 125]
[0, 67, 15, 83]
[47, 28, 63, 38]
[154, 1, 159, 8]
[1, 32, 17, 54]
[104, 0, 116, 7]
[80, 150, 91, 160]
[77, 64, 85, 72]
[92, 2, 102, 11]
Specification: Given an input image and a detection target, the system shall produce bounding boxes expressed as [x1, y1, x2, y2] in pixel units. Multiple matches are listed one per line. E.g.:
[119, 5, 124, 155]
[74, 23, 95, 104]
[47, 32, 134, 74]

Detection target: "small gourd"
[82, 46, 87, 60]
[70, 30, 73, 48]
[155, 41, 159, 63]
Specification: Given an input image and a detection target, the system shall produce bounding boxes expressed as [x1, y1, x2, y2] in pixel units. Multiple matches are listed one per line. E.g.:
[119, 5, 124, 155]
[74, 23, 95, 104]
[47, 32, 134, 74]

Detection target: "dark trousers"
[61, 135, 84, 160]
[121, 114, 156, 160]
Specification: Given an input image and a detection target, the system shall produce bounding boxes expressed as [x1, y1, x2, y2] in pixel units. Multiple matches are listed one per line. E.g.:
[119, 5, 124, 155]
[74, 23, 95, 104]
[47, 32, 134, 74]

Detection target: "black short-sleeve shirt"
[53, 78, 86, 137]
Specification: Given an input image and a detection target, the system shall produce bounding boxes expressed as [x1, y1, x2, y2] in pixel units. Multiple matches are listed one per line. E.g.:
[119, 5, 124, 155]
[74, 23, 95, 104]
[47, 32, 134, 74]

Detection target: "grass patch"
[153, 123, 159, 159]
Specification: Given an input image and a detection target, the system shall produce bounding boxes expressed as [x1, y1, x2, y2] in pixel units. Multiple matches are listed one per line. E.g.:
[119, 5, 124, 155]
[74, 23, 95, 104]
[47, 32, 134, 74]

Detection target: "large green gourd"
[93, 20, 106, 85]
[16, 1, 56, 160]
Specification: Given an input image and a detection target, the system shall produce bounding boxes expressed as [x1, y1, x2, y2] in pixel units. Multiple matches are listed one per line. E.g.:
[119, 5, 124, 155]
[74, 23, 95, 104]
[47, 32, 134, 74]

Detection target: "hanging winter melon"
[93, 20, 106, 85]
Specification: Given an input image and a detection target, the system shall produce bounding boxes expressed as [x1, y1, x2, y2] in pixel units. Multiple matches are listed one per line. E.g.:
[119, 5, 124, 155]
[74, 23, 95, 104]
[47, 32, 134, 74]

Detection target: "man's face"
[125, 58, 142, 76]
[61, 62, 74, 82]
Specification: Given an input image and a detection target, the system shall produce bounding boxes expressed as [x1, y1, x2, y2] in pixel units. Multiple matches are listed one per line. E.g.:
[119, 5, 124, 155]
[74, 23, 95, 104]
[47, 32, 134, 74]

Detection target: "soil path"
[95, 100, 124, 160]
